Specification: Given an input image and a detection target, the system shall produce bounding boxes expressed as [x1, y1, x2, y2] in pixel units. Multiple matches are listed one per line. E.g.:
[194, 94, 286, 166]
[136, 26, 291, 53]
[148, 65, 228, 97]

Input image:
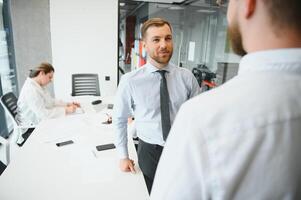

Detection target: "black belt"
[139, 139, 163, 150]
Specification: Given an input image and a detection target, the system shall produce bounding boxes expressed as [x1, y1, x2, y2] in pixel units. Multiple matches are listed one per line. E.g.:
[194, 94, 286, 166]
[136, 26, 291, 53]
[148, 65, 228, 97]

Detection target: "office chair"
[71, 74, 100, 96]
[0, 159, 7, 175]
[192, 65, 216, 91]
[0, 135, 10, 166]
[0, 92, 35, 146]
[192, 67, 203, 87]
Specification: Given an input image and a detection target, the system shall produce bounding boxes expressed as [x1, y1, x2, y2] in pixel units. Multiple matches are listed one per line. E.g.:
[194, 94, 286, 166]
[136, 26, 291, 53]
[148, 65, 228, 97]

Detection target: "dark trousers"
[137, 139, 163, 194]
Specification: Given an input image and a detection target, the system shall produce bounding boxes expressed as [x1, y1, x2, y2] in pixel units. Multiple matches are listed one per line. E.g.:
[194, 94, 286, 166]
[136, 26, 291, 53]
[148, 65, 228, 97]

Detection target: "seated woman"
[16, 62, 79, 145]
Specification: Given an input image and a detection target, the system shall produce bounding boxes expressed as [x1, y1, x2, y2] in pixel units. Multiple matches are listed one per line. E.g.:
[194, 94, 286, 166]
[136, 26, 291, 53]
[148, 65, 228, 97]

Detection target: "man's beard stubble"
[227, 21, 247, 56]
[152, 49, 173, 65]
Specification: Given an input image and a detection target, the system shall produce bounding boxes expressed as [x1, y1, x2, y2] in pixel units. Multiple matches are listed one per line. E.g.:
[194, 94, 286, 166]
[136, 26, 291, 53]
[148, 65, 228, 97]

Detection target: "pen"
[92, 150, 97, 158]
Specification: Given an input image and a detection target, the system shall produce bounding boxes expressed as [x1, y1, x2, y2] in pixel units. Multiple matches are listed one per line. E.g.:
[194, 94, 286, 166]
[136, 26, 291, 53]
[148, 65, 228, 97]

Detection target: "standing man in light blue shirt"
[113, 18, 200, 193]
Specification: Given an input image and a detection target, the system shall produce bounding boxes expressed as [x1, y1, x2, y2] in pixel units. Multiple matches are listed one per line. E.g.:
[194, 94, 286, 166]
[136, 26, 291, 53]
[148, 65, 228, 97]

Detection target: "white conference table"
[0, 96, 149, 200]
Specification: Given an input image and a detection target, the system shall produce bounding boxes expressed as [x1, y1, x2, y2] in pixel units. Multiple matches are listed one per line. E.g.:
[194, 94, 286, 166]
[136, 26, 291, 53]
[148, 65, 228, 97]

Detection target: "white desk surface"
[0, 97, 149, 200]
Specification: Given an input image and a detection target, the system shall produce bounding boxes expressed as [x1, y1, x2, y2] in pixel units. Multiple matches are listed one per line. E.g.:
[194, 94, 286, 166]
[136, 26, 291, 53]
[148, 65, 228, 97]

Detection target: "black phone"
[96, 143, 115, 151]
[92, 100, 102, 105]
[56, 140, 74, 147]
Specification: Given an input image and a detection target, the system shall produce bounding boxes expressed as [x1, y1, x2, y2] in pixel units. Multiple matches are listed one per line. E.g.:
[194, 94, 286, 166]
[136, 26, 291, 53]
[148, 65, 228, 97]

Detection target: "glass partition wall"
[118, 0, 240, 84]
[0, 0, 17, 137]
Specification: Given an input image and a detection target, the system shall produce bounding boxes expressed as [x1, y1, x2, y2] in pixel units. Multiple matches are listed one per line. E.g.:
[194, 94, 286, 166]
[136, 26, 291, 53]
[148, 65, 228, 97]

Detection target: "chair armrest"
[0, 136, 8, 145]
[0, 136, 10, 164]
[17, 125, 36, 129]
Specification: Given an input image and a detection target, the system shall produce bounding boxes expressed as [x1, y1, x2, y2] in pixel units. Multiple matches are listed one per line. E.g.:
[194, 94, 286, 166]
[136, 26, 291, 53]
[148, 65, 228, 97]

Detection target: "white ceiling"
[131, 0, 185, 3]
[119, 0, 221, 20]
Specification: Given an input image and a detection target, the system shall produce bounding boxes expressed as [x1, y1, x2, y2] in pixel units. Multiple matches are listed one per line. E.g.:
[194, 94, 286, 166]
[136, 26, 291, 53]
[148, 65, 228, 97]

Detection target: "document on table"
[74, 107, 85, 114]
[80, 103, 106, 114]
[81, 115, 112, 129]
[93, 104, 107, 113]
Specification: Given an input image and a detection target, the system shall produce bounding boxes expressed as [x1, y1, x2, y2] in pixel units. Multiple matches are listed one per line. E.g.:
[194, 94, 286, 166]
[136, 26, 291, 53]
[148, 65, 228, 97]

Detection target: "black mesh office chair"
[0, 160, 6, 176]
[0, 92, 35, 146]
[192, 65, 216, 91]
[192, 68, 203, 87]
[0, 136, 10, 166]
[1, 92, 18, 119]
[71, 74, 100, 96]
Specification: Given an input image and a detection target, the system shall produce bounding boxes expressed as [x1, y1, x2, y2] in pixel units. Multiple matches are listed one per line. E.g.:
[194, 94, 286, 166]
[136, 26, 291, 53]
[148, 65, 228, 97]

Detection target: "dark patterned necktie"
[157, 70, 171, 141]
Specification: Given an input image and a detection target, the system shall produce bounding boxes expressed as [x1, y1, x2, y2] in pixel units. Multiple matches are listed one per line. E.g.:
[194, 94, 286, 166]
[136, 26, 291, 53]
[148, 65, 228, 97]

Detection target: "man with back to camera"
[151, 0, 301, 199]
[113, 18, 200, 193]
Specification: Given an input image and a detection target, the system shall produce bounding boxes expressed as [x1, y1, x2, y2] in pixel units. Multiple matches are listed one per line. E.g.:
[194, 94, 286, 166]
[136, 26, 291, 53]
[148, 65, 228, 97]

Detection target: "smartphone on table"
[56, 140, 74, 147]
[96, 143, 115, 151]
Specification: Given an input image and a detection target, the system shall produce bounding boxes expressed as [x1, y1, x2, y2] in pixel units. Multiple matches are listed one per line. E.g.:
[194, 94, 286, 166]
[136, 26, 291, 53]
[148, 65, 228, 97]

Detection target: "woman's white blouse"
[16, 78, 66, 127]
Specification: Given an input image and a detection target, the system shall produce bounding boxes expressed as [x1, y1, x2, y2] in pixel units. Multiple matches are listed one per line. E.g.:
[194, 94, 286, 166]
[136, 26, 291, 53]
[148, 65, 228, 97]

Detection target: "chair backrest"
[0, 92, 18, 119]
[192, 68, 203, 87]
[0, 136, 10, 165]
[71, 73, 100, 96]
[0, 160, 7, 175]
[0, 93, 15, 165]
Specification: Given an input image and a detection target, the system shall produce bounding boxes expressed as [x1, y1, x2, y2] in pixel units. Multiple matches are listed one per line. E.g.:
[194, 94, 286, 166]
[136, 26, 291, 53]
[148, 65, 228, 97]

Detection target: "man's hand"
[120, 158, 136, 173]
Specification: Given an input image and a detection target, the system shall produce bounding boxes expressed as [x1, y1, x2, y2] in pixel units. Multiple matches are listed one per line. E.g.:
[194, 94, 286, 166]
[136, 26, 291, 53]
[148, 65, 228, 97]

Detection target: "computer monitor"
[215, 62, 239, 86]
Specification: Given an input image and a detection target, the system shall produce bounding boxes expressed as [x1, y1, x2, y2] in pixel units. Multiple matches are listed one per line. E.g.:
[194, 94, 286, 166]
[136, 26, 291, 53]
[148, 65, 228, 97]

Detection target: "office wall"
[50, 0, 118, 99]
[9, 0, 53, 94]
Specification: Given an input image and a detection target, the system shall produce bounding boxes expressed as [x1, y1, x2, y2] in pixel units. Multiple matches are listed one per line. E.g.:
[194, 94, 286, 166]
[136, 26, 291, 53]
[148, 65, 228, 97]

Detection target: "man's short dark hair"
[263, 0, 301, 33]
[141, 18, 172, 40]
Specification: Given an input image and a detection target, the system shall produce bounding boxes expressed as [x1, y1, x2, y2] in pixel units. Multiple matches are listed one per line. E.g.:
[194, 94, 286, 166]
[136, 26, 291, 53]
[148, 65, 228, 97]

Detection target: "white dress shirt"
[151, 49, 301, 200]
[16, 78, 66, 128]
[113, 62, 200, 158]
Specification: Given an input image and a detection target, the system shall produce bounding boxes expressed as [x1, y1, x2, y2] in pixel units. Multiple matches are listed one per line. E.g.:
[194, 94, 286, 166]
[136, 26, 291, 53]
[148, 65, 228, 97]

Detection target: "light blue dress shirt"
[113, 62, 200, 158]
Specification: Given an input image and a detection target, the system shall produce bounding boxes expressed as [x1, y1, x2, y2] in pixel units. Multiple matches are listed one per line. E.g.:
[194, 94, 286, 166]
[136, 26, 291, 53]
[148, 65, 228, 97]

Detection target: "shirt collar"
[145, 62, 173, 74]
[238, 48, 301, 75]
[28, 77, 44, 90]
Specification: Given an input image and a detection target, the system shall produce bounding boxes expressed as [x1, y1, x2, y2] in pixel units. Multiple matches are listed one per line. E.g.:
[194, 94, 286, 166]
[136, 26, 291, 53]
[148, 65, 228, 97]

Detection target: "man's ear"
[244, 0, 256, 18]
[142, 39, 147, 49]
